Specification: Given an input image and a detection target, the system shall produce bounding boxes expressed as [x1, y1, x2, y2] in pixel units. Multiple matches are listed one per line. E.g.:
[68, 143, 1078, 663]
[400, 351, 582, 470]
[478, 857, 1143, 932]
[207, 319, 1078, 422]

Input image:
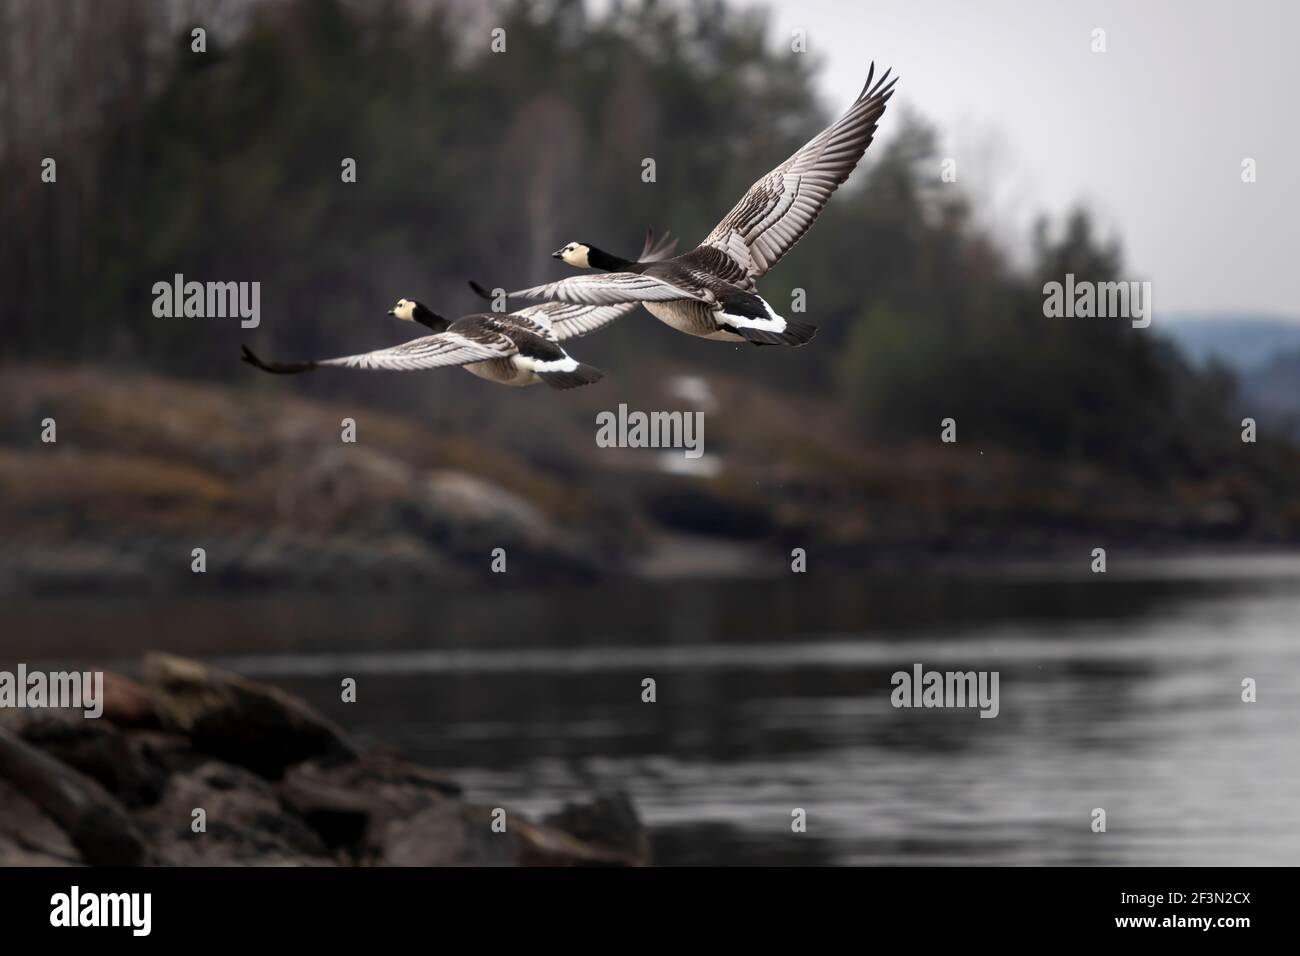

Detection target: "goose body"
[511, 64, 898, 347]
[548, 245, 787, 343]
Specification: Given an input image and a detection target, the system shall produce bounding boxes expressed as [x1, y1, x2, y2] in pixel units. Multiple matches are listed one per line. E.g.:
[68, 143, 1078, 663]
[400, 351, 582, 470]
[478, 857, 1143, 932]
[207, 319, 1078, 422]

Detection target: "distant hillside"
[1160, 314, 1300, 436]
[1159, 313, 1300, 371]
[1249, 348, 1300, 428]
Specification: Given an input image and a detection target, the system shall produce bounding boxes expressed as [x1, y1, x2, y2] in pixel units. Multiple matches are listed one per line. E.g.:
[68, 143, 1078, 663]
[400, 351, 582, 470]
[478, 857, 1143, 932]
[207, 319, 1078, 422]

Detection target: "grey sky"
[745, 0, 1298, 318]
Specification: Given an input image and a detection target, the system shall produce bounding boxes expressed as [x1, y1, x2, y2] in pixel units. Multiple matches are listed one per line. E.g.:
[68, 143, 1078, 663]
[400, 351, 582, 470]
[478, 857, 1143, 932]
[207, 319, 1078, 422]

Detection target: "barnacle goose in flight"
[506, 64, 898, 346]
[241, 299, 626, 389]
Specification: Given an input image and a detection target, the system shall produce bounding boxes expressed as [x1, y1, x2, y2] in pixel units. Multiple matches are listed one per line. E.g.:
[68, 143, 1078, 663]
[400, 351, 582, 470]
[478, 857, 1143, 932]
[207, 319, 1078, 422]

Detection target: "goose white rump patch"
[513, 354, 579, 372]
[716, 295, 787, 332]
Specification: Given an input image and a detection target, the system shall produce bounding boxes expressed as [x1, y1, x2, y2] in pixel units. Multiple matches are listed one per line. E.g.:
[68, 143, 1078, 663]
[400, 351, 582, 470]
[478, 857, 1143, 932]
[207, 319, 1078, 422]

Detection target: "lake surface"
[6, 552, 1299, 865]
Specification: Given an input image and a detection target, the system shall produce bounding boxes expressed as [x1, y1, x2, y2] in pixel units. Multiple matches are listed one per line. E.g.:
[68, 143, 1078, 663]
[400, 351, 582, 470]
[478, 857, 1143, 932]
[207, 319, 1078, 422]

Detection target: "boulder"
[279, 755, 470, 864]
[19, 716, 167, 808]
[0, 778, 83, 866]
[510, 817, 645, 867]
[100, 671, 161, 729]
[412, 471, 605, 578]
[0, 727, 146, 865]
[142, 653, 356, 778]
[544, 791, 650, 864]
[416, 470, 554, 546]
[375, 802, 480, 867]
[135, 760, 333, 866]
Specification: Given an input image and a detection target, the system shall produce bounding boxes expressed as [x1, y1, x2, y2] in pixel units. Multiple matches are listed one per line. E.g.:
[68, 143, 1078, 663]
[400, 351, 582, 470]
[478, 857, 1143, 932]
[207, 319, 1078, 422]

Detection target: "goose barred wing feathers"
[509, 301, 640, 341]
[319, 327, 514, 370]
[508, 272, 704, 307]
[242, 326, 514, 374]
[702, 63, 898, 280]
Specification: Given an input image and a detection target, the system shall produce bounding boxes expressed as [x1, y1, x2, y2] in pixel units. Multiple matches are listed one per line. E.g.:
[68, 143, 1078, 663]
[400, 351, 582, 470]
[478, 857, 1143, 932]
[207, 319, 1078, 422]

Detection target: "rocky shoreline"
[0, 654, 649, 866]
[3, 363, 1298, 596]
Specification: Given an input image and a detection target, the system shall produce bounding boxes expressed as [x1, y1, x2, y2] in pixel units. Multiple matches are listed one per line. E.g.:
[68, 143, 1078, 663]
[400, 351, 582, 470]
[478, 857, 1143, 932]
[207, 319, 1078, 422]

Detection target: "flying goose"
[506, 64, 898, 346]
[241, 298, 626, 389]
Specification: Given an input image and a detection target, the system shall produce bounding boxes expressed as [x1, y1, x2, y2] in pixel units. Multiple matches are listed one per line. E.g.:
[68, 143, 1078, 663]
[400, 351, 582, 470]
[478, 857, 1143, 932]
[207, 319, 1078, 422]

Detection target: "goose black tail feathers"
[715, 287, 818, 347]
[734, 321, 818, 347]
[241, 345, 318, 374]
[537, 362, 605, 389]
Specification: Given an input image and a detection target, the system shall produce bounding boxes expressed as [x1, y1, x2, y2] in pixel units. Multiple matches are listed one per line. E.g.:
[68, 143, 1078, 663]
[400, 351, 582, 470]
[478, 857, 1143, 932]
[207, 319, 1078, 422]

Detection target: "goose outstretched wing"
[701, 63, 898, 280]
[509, 301, 640, 341]
[508, 272, 702, 307]
[241, 328, 512, 374]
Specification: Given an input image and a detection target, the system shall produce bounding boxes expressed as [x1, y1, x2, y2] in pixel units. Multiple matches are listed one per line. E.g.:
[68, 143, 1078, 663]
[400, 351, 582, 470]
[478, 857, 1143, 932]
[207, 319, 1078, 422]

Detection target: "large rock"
[0, 728, 146, 865]
[0, 778, 83, 866]
[278, 756, 648, 866]
[19, 716, 168, 809]
[411, 471, 605, 579]
[135, 760, 333, 866]
[510, 816, 646, 867]
[142, 653, 357, 778]
[416, 470, 554, 545]
[544, 791, 650, 864]
[100, 672, 161, 729]
[377, 803, 484, 867]
[279, 755, 475, 865]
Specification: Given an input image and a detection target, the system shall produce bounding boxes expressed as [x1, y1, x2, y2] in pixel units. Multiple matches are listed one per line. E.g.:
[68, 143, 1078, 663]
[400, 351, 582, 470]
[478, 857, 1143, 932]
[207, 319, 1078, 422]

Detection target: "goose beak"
[386, 308, 394, 315]
[551, 248, 565, 259]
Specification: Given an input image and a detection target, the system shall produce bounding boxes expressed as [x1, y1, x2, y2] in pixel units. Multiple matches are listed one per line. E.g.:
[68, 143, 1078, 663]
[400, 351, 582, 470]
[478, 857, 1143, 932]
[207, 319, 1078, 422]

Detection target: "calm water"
[6, 553, 1299, 865]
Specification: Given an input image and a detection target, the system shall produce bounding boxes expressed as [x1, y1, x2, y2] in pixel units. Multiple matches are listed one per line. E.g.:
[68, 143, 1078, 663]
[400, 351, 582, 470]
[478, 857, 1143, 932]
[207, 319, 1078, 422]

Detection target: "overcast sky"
[742, 0, 1298, 319]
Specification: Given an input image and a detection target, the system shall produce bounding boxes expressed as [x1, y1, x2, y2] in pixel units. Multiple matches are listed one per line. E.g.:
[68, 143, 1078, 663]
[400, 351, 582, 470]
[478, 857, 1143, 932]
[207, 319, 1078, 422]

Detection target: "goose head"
[552, 242, 593, 269]
[388, 298, 444, 330]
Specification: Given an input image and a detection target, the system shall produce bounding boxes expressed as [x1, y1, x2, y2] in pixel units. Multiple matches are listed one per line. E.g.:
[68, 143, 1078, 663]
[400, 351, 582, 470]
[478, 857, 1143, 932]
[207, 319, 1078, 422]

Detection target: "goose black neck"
[587, 246, 633, 271]
[412, 303, 449, 331]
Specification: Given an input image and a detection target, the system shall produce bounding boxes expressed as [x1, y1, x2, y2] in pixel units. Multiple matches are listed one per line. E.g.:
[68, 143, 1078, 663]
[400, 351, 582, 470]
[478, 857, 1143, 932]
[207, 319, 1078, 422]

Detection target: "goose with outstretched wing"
[241, 298, 616, 389]
[505, 64, 898, 347]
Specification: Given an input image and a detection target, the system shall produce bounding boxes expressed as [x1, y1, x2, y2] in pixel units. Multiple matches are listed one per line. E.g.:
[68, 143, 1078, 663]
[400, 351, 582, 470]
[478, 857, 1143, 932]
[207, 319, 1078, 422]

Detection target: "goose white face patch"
[392, 299, 417, 322]
[560, 244, 591, 269]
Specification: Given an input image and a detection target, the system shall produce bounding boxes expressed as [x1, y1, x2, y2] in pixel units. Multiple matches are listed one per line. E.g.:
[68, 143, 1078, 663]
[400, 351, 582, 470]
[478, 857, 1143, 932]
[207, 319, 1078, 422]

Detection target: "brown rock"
[19, 716, 167, 808]
[100, 672, 161, 729]
[281, 757, 647, 866]
[544, 791, 651, 864]
[510, 816, 644, 867]
[0, 727, 146, 865]
[0, 778, 83, 866]
[142, 653, 356, 778]
[377, 803, 478, 866]
[279, 755, 468, 863]
[135, 760, 333, 866]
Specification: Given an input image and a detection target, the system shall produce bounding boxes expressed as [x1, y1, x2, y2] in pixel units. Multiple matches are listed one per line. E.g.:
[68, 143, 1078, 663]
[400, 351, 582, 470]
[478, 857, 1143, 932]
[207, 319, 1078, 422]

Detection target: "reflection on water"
[6, 553, 1299, 865]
